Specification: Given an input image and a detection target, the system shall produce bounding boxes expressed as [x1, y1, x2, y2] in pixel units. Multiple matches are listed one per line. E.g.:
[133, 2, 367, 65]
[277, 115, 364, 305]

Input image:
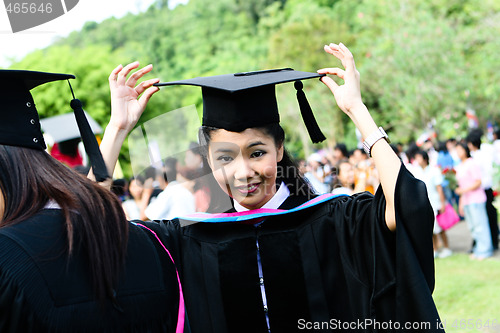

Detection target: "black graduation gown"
[147, 164, 444, 333]
[0, 209, 180, 332]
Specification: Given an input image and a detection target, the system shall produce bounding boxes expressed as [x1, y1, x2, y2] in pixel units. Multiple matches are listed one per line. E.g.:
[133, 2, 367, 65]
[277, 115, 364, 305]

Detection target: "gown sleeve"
[392, 164, 441, 328]
[328, 163, 443, 330]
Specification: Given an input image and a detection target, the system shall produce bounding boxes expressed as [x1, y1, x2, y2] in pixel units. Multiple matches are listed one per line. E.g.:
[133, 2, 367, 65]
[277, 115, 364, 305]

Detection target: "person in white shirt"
[145, 157, 196, 220]
[414, 150, 452, 258]
[331, 159, 355, 196]
[467, 129, 499, 250]
[122, 177, 144, 220]
[304, 153, 328, 194]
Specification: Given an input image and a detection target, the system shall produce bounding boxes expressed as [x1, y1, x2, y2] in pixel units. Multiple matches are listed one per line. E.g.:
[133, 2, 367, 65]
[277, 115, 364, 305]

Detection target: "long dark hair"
[198, 123, 315, 212]
[0, 145, 128, 303]
[456, 141, 471, 158]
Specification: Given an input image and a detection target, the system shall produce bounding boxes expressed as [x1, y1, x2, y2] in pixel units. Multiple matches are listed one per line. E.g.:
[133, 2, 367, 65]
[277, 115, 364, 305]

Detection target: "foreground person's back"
[0, 69, 182, 332]
[0, 210, 180, 332]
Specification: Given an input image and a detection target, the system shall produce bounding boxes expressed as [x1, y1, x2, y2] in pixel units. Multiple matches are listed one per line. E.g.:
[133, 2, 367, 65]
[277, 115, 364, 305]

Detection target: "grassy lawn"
[433, 254, 500, 332]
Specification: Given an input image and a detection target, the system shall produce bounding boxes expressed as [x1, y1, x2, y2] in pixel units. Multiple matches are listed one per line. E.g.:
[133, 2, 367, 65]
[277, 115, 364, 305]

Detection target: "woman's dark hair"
[163, 157, 178, 183]
[334, 143, 349, 159]
[199, 123, 316, 212]
[456, 141, 471, 158]
[111, 178, 127, 199]
[437, 141, 448, 153]
[466, 130, 482, 149]
[415, 149, 430, 165]
[0, 145, 128, 303]
[495, 129, 500, 140]
[405, 142, 419, 162]
[331, 159, 353, 190]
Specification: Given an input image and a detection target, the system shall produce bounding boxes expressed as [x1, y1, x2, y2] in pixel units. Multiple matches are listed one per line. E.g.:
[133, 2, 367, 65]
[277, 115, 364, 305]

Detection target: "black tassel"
[69, 97, 110, 182]
[294, 80, 326, 144]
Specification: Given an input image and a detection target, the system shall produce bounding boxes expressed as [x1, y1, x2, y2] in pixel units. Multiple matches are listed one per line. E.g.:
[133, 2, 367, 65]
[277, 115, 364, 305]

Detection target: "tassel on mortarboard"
[294, 80, 326, 144]
[154, 68, 327, 143]
[68, 81, 110, 182]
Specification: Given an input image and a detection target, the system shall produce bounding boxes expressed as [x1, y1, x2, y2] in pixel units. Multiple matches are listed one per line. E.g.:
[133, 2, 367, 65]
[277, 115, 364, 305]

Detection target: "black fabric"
[294, 80, 326, 143]
[0, 69, 109, 181]
[0, 70, 74, 150]
[154, 69, 325, 143]
[70, 98, 110, 181]
[485, 188, 499, 250]
[201, 85, 280, 132]
[219, 237, 268, 332]
[0, 209, 180, 332]
[156, 164, 443, 332]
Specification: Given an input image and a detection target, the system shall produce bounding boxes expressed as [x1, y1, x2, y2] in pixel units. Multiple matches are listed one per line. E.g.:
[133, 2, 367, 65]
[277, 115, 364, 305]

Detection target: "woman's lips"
[235, 183, 261, 195]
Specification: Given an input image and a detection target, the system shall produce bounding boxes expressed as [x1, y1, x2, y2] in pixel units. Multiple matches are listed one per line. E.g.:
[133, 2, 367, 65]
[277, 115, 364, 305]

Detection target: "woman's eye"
[216, 155, 233, 163]
[251, 151, 266, 158]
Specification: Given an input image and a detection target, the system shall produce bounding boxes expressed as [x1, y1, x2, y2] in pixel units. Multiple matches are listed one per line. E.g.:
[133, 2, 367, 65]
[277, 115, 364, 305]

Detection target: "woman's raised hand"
[318, 43, 364, 117]
[319, 43, 401, 232]
[108, 62, 160, 133]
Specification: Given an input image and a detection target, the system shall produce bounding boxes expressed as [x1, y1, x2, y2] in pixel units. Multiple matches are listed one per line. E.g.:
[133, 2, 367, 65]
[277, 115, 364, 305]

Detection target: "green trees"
[9, 0, 500, 173]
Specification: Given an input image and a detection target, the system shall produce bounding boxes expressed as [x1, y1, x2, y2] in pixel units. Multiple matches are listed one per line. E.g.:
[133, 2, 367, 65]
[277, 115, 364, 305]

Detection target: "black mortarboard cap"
[0, 69, 109, 181]
[155, 68, 327, 143]
[0, 70, 74, 150]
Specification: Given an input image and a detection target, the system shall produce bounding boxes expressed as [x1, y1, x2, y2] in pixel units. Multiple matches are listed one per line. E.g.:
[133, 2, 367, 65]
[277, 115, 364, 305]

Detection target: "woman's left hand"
[318, 42, 401, 232]
[318, 43, 365, 117]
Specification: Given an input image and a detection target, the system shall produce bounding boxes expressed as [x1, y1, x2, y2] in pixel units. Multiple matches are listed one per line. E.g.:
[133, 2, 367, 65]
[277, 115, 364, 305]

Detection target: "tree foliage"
[9, 0, 500, 174]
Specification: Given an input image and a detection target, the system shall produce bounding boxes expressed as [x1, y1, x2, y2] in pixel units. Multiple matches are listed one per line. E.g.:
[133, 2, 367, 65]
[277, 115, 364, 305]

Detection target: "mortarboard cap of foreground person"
[155, 68, 327, 143]
[0, 69, 109, 181]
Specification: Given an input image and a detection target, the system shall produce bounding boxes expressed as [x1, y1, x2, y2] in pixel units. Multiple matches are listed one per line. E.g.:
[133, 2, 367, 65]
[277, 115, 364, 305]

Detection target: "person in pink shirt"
[455, 142, 493, 260]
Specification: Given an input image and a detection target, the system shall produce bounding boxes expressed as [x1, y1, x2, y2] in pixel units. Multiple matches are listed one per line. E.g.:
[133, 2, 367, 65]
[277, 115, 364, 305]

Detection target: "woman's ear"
[277, 143, 284, 163]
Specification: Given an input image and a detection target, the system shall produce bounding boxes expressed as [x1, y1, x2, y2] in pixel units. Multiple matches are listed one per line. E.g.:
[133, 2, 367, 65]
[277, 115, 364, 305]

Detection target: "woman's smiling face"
[207, 128, 284, 210]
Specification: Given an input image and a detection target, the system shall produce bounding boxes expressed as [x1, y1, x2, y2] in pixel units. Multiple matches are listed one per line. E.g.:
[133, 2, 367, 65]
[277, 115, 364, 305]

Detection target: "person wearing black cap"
[103, 44, 443, 332]
[0, 67, 185, 332]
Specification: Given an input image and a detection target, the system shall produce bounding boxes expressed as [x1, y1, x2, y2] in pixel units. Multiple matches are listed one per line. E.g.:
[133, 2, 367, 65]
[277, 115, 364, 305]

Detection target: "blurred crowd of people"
[62, 126, 500, 262]
[299, 128, 500, 260]
[110, 142, 210, 222]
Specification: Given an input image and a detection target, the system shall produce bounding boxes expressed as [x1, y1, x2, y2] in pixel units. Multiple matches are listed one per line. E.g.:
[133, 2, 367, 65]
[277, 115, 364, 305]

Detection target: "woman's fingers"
[317, 67, 345, 80]
[127, 64, 154, 88]
[138, 85, 160, 108]
[110, 62, 158, 98]
[338, 43, 359, 82]
[135, 78, 160, 97]
[323, 43, 341, 55]
[324, 43, 357, 72]
[109, 64, 123, 87]
[116, 61, 140, 85]
[320, 42, 363, 113]
[322, 42, 360, 88]
[319, 75, 339, 94]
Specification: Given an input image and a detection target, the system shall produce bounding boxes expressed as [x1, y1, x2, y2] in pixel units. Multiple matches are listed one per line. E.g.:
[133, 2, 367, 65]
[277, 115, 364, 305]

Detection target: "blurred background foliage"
[8, 0, 500, 174]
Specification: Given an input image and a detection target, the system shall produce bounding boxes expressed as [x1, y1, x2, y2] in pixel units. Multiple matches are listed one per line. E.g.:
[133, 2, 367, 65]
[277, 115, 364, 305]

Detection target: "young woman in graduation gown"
[0, 69, 184, 332]
[103, 44, 444, 332]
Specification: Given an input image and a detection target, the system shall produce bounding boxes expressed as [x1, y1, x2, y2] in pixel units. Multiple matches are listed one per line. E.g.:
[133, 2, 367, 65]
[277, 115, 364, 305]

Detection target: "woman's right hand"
[89, 63, 160, 185]
[108, 62, 160, 134]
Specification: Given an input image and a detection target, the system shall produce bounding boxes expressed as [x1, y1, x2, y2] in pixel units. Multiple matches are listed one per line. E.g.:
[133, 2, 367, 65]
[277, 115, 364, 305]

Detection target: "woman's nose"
[233, 156, 256, 180]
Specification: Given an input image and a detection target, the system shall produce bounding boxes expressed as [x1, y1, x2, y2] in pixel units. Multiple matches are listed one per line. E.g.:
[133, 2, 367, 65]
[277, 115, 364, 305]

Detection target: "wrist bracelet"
[362, 127, 390, 157]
